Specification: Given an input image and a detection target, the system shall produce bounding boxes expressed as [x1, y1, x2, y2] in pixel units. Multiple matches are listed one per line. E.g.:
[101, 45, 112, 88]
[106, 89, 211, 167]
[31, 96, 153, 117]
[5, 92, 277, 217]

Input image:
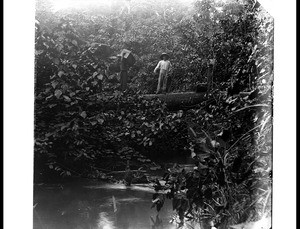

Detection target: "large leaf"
[57, 71, 64, 77]
[80, 111, 87, 119]
[51, 81, 59, 89]
[63, 95, 71, 102]
[54, 89, 62, 98]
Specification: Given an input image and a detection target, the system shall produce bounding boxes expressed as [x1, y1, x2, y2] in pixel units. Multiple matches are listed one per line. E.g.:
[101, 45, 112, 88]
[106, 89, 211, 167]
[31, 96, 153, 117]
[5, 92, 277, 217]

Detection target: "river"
[33, 178, 200, 229]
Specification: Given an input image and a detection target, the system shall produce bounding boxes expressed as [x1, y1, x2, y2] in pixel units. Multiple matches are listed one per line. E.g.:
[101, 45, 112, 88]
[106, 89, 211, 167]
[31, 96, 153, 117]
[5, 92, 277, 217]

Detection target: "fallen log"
[86, 91, 251, 111]
[142, 92, 206, 109]
[107, 170, 147, 174]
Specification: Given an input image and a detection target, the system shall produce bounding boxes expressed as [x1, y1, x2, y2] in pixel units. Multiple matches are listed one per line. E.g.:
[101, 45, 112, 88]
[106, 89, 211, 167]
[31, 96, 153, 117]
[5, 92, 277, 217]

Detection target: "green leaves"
[57, 71, 64, 77]
[96, 117, 104, 124]
[53, 58, 60, 65]
[63, 95, 71, 102]
[80, 111, 87, 118]
[51, 81, 59, 89]
[54, 89, 62, 98]
[71, 40, 78, 46]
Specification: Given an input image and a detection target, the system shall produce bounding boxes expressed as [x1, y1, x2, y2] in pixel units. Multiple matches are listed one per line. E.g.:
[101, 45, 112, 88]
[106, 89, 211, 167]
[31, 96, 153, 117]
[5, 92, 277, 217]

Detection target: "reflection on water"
[84, 183, 155, 193]
[33, 181, 183, 229]
[97, 212, 115, 229]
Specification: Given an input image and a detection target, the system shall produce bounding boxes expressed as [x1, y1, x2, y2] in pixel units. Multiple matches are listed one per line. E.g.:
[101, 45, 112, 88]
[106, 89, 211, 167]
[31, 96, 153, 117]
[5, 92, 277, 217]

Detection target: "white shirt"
[154, 60, 171, 73]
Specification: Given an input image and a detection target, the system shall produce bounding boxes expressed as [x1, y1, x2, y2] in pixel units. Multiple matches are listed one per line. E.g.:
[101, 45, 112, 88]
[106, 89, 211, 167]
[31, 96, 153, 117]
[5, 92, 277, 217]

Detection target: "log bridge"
[142, 92, 207, 109]
[89, 90, 250, 110]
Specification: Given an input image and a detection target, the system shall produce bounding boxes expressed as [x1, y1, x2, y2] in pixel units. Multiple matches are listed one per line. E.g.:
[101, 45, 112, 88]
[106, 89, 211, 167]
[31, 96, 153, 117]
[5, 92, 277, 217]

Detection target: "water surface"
[33, 180, 180, 229]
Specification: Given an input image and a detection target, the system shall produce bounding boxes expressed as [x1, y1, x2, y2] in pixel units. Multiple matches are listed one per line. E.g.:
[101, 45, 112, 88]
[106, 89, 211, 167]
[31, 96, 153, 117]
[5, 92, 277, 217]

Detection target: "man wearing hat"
[154, 53, 172, 94]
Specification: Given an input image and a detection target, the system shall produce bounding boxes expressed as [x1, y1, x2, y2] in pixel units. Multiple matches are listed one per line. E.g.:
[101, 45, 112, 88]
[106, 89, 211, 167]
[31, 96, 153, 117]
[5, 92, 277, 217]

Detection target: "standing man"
[154, 53, 171, 94]
[119, 52, 129, 91]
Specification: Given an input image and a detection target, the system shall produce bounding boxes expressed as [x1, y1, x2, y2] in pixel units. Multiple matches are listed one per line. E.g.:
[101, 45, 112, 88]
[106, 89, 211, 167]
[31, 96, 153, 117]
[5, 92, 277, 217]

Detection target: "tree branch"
[233, 104, 270, 113]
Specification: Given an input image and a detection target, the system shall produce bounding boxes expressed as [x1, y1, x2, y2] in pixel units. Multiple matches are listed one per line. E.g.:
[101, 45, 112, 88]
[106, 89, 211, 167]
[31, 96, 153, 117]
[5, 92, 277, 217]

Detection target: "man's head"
[160, 53, 169, 60]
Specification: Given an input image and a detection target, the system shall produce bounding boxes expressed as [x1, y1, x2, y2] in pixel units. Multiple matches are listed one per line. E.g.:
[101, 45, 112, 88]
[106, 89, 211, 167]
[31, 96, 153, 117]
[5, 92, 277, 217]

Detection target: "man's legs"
[156, 71, 163, 94]
[120, 71, 128, 91]
[166, 75, 171, 93]
[162, 73, 168, 93]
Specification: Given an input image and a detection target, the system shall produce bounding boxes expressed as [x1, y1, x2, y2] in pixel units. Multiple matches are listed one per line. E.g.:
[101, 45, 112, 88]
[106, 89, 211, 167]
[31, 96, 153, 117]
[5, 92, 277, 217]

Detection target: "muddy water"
[33, 180, 183, 229]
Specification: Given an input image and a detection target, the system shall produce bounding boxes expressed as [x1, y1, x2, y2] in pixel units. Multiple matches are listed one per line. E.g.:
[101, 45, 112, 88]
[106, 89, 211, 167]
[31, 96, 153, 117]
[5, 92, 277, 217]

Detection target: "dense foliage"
[35, 0, 273, 227]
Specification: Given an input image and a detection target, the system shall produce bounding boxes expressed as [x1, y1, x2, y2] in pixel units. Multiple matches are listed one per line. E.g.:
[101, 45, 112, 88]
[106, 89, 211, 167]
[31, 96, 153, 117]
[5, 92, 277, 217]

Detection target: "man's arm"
[154, 61, 161, 73]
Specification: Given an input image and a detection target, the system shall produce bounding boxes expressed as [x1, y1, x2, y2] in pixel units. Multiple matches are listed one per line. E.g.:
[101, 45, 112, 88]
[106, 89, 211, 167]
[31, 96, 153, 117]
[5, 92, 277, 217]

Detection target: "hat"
[160, 53, 170, 60]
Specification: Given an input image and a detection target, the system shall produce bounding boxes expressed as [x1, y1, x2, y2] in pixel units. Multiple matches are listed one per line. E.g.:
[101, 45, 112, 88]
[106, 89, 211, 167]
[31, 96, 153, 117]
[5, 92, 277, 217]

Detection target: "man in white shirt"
[154, 53, 171, 94]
